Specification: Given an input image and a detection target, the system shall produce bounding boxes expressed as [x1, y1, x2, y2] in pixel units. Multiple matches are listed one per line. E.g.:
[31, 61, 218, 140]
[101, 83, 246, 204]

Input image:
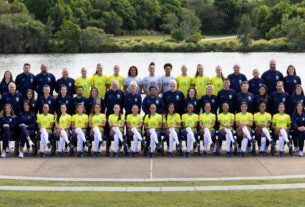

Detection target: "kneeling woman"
[182, 104, 199, 158]
[292, 102, 305, 157]
[144, 104, 162, 158]
[72, 103, 89, 157]
[0, 104, 17, 158]
[37, 104, 54, 158]
[217, 102, 235, 157]
[272, 103, 292, 156]
[126, 104, 143, 157]
[254, 101, 273, 156]
[109, 104, 126, 158]
[89, 104, 106, 157]
[55, 103, 73, 157]
[235, 102, 254, 157]
[163, 103, 181, 157]
[18, 101, 36, 158]
[199, 102, 216, 156]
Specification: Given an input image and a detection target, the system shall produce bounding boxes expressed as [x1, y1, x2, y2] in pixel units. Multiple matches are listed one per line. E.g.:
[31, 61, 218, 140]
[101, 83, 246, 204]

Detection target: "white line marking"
[1, 183, 305, 192]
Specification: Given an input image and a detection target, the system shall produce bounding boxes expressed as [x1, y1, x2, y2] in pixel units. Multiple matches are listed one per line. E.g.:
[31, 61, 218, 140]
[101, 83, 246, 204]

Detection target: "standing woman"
[0, 104, 17, 158]
[72, 103, 90, 157]
[126, 104, 143, 157]
[292, 102, 305, 157]
[0, 71, 13, 95]
[176, 65, 193, 97]
[108, 104, 126, 158]
[37, 104, 54, 158]
[184, 88, 200, 114]
[124, 66, 143, 94]
[89, 104, 106, 157]
[284, 65, 301, 95]
[210, 66, 224, 96]
[142, 62, 162, 94]
[235, 102, 254, 157]
[24, 89, 38, 113]
[181, 104, 199, 158]
[107, 65, 125, 90]
[254, 85, 272, 113]
[254, 101, 273, 156]
[289, 85, 305, 115]
[163, 103, 182, 157]
[17, 101, 36, 158]
[85, 87, 103, 115]
[144, 104, 162, 158]
[55, 103, 73, 157]
[90, 64, 108, 100]
[272, 103, 292, 156]
[191, 64, 210, 98]
[199, 102, 216, 156]
[75, 67, 91, 98]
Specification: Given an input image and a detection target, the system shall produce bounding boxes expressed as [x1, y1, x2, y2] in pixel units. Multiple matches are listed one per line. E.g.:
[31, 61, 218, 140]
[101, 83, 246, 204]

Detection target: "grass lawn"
[1, 190, 305, 207]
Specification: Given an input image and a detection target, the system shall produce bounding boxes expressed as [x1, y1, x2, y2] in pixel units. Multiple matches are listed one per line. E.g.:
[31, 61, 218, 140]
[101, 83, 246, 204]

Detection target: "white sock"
[60, 130, 70, 144]
[186, 133, 194, 152]
[113, 127, 123, 142]
[279, 136, 285, 152]
[260, 137, 267, 152]
[132, 127, 142, 141]
[133, 134, 139, 153]
[169, 127, 179, 143]
[150, 133, 156, 153]
[280, 128, 289, 143]
[225, 133, 232, 152]
[93, 134, 100, 152]
[39, 134, 46, 153]
[186, 127, 195, 142]
[40, 128, 50, 144]
[75, 128, 86, 142]
[242, 126, 252, 140]
[58, 137, 64, 152]
[262, 127, 272, 142]
[77, 134, 84, 152]
[204, 128, 212, 145]
[242, 138, 248, 152]
[114, 134, 120, 153]
[149, 128, 159, 144]
[93, 126, 102, 142]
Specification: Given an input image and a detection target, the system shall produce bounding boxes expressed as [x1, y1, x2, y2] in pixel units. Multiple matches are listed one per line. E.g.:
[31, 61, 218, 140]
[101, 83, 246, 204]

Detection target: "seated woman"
[235, 102, 254, 157]
[272, 103, 292, 157]
[17, 101, 36, 158]
[181, 104, 199, 158]
[109, 104, 126, 158]
[0, 104, 17, 158]
[199, 102, 216, 157]
[72, 103, 90, 157]
[292, 102, 305, 157]
[163, 103, 182, 157]
[89, 103, 106, 157]
[144, 104, 162, 158]
[55, 103, 73, 157]
[126, 104, 144, 157]
[37, 104, 54, 158]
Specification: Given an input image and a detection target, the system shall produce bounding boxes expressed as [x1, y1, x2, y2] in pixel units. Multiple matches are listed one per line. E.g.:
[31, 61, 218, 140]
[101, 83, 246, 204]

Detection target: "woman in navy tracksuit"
[0, 104, 17, 158]
[184, 88, 200, 114]
[0, 71, 13, 95]
[284, 65, 301, 95]
[85, 87, 104, 115]
[289, 85, 305, 115]
[24, 89, 38, 113]
[292, 102, 305, 157]
[254, 85, 272, 113]
[17, 101, 36, 158]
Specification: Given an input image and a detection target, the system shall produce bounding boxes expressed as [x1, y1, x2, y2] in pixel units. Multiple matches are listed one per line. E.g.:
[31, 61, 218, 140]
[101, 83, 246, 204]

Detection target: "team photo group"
[0, 59, 304, 159]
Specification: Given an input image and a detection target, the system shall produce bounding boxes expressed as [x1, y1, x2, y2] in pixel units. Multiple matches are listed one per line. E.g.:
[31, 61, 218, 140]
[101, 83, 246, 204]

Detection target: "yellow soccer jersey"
[163, 113, 181, 128]
[235, 112, 253, 129]
[107, 74, 125, 90]
[90, 74, 108, 99]
[37, 113, 54, 132]
[90, 114, 106, 131]
[218, 112, 234, 129]
[192, 75, 210, 98]
[210, 76, 223, 95]
[182, 113, 198, 130]
[57, 114, 72, 129]
[75, 76, 91, 98]
[109, 114, 125, 129]
[254, 112, 272, 127]
[199, 112, 216, 130]
[272, 113, 291, 128]
[144, 114, 162, 129]
[72, 114, 89, 129]
[176, 75, 193, 97]
[126, 114, 143, 129]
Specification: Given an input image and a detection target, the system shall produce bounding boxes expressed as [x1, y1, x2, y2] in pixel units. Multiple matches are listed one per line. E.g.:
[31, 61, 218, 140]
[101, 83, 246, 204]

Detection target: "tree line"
[0, 0, 305, 53]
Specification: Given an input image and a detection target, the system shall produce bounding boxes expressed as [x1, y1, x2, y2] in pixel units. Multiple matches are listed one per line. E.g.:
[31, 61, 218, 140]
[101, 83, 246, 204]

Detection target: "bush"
[187, 32, 202, 43]
[170, 29, 184, 42]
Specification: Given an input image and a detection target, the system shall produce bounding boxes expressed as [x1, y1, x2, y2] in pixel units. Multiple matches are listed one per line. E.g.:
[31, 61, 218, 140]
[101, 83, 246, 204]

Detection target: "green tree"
[237, 14, 252, 48]
[79, 26, 110, 51]
[110, 0, 136, 30]
[178, 8, 201, 38]
[103, 10, 123, 34]
[131, 0, 160, 29]
[48, 1, 73, 32]
[55, 20, 81, 52]
[283, 17, 305, 50]
[24, 0, 57, 23]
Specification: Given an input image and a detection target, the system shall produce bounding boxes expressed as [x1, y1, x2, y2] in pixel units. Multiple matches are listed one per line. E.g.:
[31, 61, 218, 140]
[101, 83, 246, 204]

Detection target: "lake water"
[0, 53, 304, 83]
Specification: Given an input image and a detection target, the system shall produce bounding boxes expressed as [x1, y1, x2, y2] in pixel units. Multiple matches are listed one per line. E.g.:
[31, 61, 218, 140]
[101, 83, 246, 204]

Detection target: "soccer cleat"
[84, 141, 91, 148]
[241, 152, 246, 157]
[279, 151, 284, 157]
[298, 151, 304, 157]
[193, 141, 199, 149]
[177, 143, 182, 151]
[202, 151, 207, 157]
[259, 151, 264, 157]
[68, 143, 74, 149]
[185, 152, 190, 158]
[112, 152, 118, 158]
[1, 151, 6, 158]
[18, 151, 24, 158]
[149, 152, 154, 158]
[47, 142, 52, 149]
[29, 140, 35, 147]
[94, 152, 99, 158]
[226, 151, 231, 158]
[39, 152, 45, 158]
[77, 152, 84, 158]
[58, 152, 62, 158]
[167, 152, 173, 158]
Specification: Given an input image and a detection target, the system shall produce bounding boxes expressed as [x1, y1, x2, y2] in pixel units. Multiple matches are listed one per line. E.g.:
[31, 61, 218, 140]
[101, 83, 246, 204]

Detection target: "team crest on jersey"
[248, 96, 251, 101]
[31, 78, 33, 83]
[48, 77, 51, 82]
[9, 118, 12, 122]
[211, 99, 215, 103]
[301, 100, 304, 103]
[276, 76, 279, 80]
[117, 94, 120, 99]
[282, 98, 285, 102]
[229, 95, 232, 99]
[48, 101, 51, 104]
[239, 79, 242, 84]
[69, 82, 72, 86]
[176, 95, 179, 100]
[294, 80, 297, 83]
[135, 98, 138, 102]
[194, 101, 197, 105]
[16, 97, 20, 102]
[156, 100, 159, 104]
[66, 100, 69, 104]
[302, 118, 305, 121]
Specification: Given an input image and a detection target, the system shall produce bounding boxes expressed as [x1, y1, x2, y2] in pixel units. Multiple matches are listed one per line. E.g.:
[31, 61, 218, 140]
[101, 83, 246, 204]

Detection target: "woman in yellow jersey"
[75, 67, 91, 98]
[109, 104, 126, 158]
[163, 103, 182, 157]
[199, 102, 216, 157]
[272, 103, 292, 156]
[126, 104, 144, 157]
[191, 64, 210, 98]
[72, 103, 90, 157]
[90, 64, 108, 99]
[89, 103, 106, 157]
[235, 102, 254, 157]
[107, 65, 125, 90]
[37, 104, 54, 158]
[253, 101, 274, 156]
[55, 103, 73, 157]
[176, 65, 193, 97]
[144, 104, 162, 158]
[182, 104, 199, 158]
[217, 102, 235, 157]
[210, 66, 224, 95]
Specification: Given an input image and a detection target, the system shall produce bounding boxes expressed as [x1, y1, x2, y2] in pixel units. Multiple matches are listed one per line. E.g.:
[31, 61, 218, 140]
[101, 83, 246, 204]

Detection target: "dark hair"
[165, 103, 175, 122]
[195, 64, 203, 77]
[149, 62, 155, 67]
[295, 101, 304, 113]
[56, 103, 67, 124]
[223, 78, 230, 82]
[293, 84, 304, 96]
[22, 100, 31, 111]
[259, 84, 268, 94]
[128, 66, 138, 76]
[241, 81, 249, 86]
[113, 104, 122, 121]
[149, 86, 157, 91]
[75, 103, 85, 114]
[26, 89, 35, 101]
[286, 65, 296, 76]
[240, 101, 248, 107]
[76, 86, 84, 90]
[1, 71, 13, 83]
[89, 86, 99, 98]
[24, 63, 31, 68]
[90, 103, 102, 117]
[95, 63, 102, 75]
[187, 88, 197, 99]
[148, 104, 157, 119]
[164, 63, 172, 69]
[258, 100, 267, 106]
